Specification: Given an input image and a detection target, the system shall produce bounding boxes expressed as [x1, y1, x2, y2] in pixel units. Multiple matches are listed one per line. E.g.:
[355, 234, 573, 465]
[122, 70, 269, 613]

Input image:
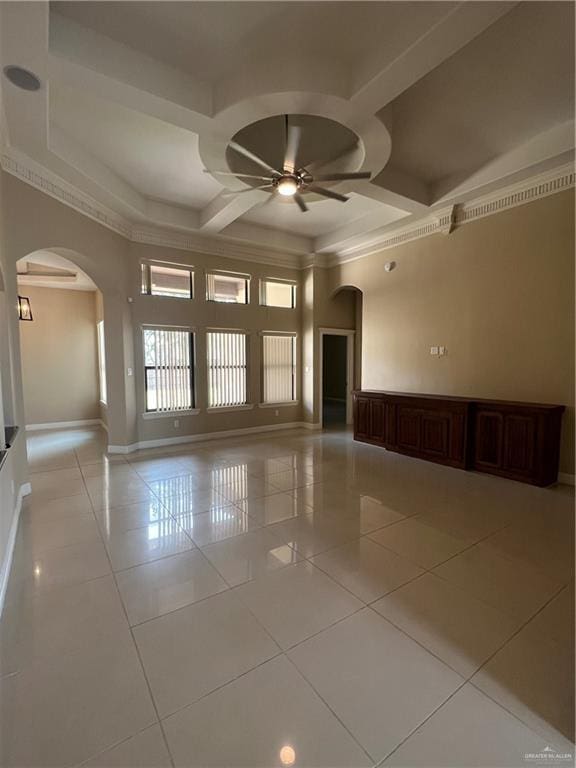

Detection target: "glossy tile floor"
[1, 426, 574, 767]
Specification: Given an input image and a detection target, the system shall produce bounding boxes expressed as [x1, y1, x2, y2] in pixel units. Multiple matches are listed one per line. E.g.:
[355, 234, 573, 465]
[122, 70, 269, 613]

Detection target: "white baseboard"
[0, 481, 31, 617]
[558, 472, 575, 486]
[26, 419, 102, 431]
[108, 421, 322, 454]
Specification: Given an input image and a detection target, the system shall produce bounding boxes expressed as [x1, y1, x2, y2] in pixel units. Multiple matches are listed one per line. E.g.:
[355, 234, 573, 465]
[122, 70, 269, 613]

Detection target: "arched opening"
[320, 285, 363, 428]
[16, 249, 108, 444]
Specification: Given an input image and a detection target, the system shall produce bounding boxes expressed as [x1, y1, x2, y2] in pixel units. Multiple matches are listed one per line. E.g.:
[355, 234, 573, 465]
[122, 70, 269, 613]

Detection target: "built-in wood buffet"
[353, 390, 564, 486]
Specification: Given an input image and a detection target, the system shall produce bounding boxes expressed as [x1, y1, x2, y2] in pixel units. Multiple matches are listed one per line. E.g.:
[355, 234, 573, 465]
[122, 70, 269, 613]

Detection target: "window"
[143, 327, 194, 412]
[207, 331, 248, 408]
[141, 262, 193, 299]
[262, 334, 297, 404]
[96, 320, 107, 404]
[206, 272, 249, 304]
[260, 279, 296, 308]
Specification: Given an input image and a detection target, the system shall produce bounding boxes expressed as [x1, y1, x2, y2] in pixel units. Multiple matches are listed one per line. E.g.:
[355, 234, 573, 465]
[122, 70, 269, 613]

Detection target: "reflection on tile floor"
[1, 425, 574, 766]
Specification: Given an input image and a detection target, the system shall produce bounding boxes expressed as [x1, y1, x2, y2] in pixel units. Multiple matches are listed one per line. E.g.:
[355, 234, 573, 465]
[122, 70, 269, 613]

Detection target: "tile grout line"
[76, 466, 177, 768]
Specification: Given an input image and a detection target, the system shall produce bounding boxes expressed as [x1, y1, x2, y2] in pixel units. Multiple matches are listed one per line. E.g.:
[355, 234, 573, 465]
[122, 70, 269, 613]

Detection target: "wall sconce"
[18, 295, 33, 321]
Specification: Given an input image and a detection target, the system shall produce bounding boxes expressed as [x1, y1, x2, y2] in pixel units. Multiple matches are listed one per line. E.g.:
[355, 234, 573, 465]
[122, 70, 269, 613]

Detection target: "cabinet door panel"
[369, 400, 386, 443]
[475, 410, 504, 469]
[503, 414, 536, 476]
[397, 408, 421, 451]
[421, 413, 450, 458]
[354, 397, 371, 439]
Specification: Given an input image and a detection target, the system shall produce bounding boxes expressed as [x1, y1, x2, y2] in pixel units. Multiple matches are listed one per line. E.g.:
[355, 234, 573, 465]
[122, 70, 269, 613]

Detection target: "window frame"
[206, 270, 250, 305]
[259, 278, 297, 309]
[142, 325, 197, 415]
[96, 320, 107, 405]
[206, 329, 250, 410]
[140, 260, 194, 300]
[260, 331, 298, 406]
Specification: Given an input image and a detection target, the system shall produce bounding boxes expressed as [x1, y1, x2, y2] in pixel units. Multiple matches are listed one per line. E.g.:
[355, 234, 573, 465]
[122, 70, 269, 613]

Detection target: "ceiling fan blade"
[228, 141, 281, 176]
[284, 117, 302, 174]
[312, 171, 372, 182]
[220, 184, 273, 198]
[204, 170, 275, 181]
[294, 192, 308, 212]
[308, 186, 349, 203]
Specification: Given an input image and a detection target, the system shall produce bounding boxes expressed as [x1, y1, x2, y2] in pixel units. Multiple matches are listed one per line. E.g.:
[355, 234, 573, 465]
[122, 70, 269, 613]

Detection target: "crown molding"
[323, 162, 575, 267]
[0, 150, 308, 270]
[2, 149, 574, 272]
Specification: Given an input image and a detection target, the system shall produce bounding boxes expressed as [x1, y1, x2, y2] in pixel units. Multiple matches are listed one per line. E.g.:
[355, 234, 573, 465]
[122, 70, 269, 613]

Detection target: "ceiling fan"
[204, 116, 372, 212]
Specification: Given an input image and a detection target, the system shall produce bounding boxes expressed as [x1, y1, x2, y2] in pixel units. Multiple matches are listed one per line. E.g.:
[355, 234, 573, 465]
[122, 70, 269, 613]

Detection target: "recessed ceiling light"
[3, 65, 41, 92]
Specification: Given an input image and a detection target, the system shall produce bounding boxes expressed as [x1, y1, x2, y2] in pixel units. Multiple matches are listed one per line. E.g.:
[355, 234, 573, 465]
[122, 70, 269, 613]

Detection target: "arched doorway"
[16, 249, 107, 433]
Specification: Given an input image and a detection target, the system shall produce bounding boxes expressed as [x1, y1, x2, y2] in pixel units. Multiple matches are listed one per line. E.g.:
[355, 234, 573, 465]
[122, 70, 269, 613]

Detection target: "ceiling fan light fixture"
[276, 176, 299, 196]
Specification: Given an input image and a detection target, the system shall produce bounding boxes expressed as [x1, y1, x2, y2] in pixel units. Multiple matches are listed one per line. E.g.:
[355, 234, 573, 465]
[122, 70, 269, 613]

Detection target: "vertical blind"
[143, 328, 193, 412]
[262, 334, 296, 403]
[207, 331, 247, 407]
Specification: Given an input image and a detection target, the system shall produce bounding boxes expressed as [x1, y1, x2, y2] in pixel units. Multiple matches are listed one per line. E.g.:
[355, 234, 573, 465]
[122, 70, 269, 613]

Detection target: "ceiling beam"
[350, 1, 517, 119]
[199, 190, 269, 234]
[49, 14, 213, 136]
[350, 179, 430, 216]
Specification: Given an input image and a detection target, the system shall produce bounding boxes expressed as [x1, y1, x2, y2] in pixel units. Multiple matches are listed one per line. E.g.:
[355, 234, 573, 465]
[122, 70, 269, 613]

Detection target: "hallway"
[1, 426, 574, 767]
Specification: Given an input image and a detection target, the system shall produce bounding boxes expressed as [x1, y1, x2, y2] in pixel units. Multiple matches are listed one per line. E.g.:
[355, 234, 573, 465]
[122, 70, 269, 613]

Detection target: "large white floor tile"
[162, 655, 372, 768]
[433, 542, 563, 621]
[0, 575, 128, 676]
[0, 633, 156, 768]
[369, 516, 473, 569]
[116, 550, 228, 625]
[267, 509, 363, 557]
[235, 561, 362, 649]
[289, 608, 463, 761]
[102, 519, 194, 571]
[17, 513, 101, 555]
[133, 590, 280, 717]
[83, 724, 172, 768]
[373, 572, 521, 677]
[472, 588, 575, 749]
[311, 537, 424, 603]
[176, 504, 261, 546]
[201, 527, 301, 586]
[381, 684, 551, 767]
[238, 491, 311, 525]
[95, 498, 173, 536]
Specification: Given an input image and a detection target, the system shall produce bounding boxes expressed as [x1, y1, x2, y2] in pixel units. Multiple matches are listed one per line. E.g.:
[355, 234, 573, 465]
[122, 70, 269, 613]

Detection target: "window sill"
[142, 409, 200, 420]
[258, 401, 299, 408]
[207, 404, 254, 414]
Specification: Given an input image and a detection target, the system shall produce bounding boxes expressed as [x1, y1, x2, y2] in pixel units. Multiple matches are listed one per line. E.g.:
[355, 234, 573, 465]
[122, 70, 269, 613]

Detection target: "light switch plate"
[430, 346, 439, 355]
[439, 346, 446, 356]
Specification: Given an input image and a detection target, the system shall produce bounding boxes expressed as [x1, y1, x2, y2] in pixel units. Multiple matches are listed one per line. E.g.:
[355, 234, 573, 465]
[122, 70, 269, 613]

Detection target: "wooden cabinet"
[353, 391, 564, 486]
[472, 402, 563, 486]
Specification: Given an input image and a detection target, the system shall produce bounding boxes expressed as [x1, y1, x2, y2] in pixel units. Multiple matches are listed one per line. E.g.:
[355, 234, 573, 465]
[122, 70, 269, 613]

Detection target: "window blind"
[262, 334, 296, 403]
[143, 328, 194, 412]
[207, 331, 247, 407]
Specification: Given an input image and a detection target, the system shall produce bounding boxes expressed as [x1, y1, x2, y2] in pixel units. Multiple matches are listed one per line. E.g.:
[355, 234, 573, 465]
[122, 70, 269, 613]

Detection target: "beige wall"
[19, 286, 100, 425]
[329, 189, 575, 474]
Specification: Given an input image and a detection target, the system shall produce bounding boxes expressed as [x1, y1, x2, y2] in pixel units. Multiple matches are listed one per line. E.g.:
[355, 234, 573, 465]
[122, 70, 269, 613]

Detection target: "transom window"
[141, 262, 193, 299]
[206, 272, 249, 304]
[207, 331, 248, 407]
[262, 333, 297, 404]
[143, 327, 194, 412]
[260, 279, 296, 309]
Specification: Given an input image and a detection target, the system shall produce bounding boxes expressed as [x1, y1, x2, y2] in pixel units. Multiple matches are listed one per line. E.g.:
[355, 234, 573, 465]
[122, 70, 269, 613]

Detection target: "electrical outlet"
[439, 346, 446, 356]
[174, 419, 180, 428]
[430, 346, 439, 356]
[274, 409, 279, 417]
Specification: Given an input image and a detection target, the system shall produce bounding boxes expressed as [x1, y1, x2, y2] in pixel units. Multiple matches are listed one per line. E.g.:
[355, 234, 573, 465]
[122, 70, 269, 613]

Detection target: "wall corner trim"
[0, 482, 31, 618]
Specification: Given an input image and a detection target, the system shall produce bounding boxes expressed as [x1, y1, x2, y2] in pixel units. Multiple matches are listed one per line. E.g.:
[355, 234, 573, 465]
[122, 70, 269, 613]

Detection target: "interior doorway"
[319, 329, 355, 428]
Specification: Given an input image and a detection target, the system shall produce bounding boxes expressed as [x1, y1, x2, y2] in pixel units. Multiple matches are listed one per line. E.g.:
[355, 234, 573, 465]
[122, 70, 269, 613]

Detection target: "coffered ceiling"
[0, 1, 573, 264]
